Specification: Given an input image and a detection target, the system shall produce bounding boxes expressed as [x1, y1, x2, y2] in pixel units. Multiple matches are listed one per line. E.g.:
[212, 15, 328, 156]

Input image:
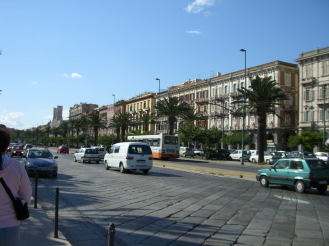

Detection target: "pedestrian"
[0, 126, 32, 246]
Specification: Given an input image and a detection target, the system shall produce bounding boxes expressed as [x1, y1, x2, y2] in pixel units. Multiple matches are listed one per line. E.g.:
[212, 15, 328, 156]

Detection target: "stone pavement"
[20, 197, 71, 246]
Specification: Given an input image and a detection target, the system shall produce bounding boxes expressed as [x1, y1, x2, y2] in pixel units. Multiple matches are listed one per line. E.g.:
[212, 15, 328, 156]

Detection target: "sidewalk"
[20, 197, 71, 246]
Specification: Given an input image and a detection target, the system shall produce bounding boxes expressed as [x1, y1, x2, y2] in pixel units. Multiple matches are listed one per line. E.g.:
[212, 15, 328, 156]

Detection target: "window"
[290, 161, 303, 170]
[305, 89, 313, 101]
[305, 65, 312, 78]
[191, 93, 194, 101]
[284, 115, 291, 125]
[319, 109, 329, 121]
[233, 84, 237, 92]
[322, 61, 329, 76]
[240, 82, 244, 89]
[204, 90, 208, 98]
[275, 160, 289, 169]
[304, 111, 314, 121]
[224, 85, 228, 95]
[285, 72, 291, 86]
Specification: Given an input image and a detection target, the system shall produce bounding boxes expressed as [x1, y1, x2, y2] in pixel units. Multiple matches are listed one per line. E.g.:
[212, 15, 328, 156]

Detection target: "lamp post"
[323, 85, 326, 148]
[155, 78, 160, 134]
[240, 49, 247, 165]
[112, 94, 115, 145]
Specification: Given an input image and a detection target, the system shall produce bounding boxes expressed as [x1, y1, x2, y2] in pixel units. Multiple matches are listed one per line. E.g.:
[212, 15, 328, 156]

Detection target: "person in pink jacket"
[0, 126, 32, 246]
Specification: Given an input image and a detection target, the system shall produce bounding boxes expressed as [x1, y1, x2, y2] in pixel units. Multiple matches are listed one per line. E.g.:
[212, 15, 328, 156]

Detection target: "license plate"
[40, 167, 50, 171]
[137, 160, 145, 163]
[319, 181, 327, 185]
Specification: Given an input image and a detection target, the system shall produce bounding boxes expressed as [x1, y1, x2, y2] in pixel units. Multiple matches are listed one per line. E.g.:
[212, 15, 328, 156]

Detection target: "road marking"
[274, 195, 310, 204]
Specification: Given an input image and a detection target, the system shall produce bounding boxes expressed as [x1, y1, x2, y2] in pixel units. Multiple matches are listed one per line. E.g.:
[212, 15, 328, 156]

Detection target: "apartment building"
[295, 46, 329, 149]
[125, 92, 156, 133]
[158, 60, 299, 151]
[69, 102, 98, 120]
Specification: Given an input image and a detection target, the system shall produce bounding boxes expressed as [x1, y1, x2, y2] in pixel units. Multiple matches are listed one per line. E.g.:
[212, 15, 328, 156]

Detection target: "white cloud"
[32, 81, 39, 85]
[186, 0, 215, 14]
[186, 30, 201, 34]
[0, 111, 24, 128]
[64, 73, 83, 78]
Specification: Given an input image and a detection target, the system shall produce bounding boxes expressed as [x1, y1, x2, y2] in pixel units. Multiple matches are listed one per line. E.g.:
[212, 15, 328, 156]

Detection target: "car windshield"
[306, 159, 329, 170]
[128, 145, 152, 155]
[13, 146, 24, 150]
[95, 148, 104, 151]
[28, 150, 53, 159]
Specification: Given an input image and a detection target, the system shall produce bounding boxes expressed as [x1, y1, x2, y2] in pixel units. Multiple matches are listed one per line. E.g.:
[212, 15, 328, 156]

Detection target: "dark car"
[256, 158, 329, 193]
[10, 145, 24, 158]
[57, 145, 69, 154]
[22, 149, 58, 177]
[209, 149, 231, 160]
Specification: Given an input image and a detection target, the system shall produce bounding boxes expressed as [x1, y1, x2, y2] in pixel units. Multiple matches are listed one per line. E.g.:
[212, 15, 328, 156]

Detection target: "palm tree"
[88, 112, 107, 145]
[156, 97, 193, 135]
[113, 112, 131, 141]
[238, 76, 288, 163]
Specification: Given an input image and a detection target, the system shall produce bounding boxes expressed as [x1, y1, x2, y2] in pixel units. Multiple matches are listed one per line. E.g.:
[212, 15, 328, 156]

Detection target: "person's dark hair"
[0, 126, 10, 170]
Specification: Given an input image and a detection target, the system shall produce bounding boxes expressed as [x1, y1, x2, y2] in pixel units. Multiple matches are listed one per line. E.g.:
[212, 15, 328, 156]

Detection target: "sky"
[0, 0, 328, 130]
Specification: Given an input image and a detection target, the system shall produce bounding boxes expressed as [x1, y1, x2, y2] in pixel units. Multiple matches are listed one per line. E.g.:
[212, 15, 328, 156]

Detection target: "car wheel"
[96, 161, 99, 164]
[143, 169, 149, 175]
[81, 158, 85, 163]
[74, 156, 77, 162]
[183, 153, 186, 157]
[252, 158, 256, 163]
[295, 180, 305, 193]
[105, 161, 109, 170]
[239, 157, 242, 162]
[266, 159, 270, 164]
[120, 163, 126, 173]
[317, 185, 327, 194]
[260, 176, 269, 187]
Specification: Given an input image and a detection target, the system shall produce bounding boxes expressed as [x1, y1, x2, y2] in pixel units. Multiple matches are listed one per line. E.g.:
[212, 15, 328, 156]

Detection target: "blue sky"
[0, 0, 328, 130]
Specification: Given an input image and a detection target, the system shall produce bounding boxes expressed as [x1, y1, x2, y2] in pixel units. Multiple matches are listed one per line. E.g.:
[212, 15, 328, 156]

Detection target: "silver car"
[74, 148, 100, 164]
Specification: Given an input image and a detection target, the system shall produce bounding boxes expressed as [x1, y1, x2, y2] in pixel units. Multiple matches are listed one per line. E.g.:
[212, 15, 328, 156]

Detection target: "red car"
[57, 145, 69, 154]
[10, 145, 24, 157]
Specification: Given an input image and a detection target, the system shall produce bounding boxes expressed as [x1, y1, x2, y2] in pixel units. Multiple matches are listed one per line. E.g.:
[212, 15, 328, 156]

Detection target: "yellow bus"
[127, 133, 180, 159]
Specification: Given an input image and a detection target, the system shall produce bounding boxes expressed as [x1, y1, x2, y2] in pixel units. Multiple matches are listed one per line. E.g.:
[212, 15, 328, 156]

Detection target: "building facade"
[295, 46, 329, 149]
[51, 105, 63, 128]
[158, 60, 299, 151]
[69, 102, 98, 120]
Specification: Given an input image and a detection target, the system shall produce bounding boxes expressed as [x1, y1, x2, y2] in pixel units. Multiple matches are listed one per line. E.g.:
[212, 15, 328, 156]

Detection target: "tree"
[178, 122, 204, 147]
[237, 76, 288, 163]
[112, 112, 131, 142]
[223, 132, 251, 149]
[88, 112, 107, 145]
[156, 97, 193, 135]
[288, 131, 323, 151]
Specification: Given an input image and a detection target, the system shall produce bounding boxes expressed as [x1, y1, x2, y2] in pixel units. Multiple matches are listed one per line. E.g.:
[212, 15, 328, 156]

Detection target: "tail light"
[309, 172, 313, 179]
[126, 156, 134, 160]
[149, 157, 153, 160]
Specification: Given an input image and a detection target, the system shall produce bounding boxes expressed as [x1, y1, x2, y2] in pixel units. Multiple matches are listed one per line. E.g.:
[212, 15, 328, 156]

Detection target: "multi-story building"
[69, 102, 98, 120]
[159, 60, 299, 151]
[295, 46, 329, 149]
[50, 105, 63, 128]
[125, 92, 156, 133]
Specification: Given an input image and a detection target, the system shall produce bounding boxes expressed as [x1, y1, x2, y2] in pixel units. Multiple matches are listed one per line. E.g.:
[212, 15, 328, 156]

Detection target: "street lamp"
[112, 94, 115, 144]
[155, 78, 160, 134]
[323, 85, 327, 148]
[240, 49, 247, 165]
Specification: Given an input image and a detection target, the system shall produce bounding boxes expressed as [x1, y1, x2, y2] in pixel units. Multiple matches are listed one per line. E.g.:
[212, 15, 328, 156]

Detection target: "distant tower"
[51, 106, 63, 128]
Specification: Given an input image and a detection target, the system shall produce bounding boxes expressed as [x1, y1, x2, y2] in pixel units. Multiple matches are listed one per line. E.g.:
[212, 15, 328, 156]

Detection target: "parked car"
[74, 148, 100, 164]
[10, 145, 24, 158]
[57, 145, 69, 154]
[256, 158, 329, 193]
[193, 148, 204, 156]
[209, 149, 231, 160]
[287, 151, 317, 159]
[179, 147, 194, 157]
[92, 146, 106, 159]
[7, 143, 17, 153]
[22, 149, 58, 177]
[249, 151, 282, 164]
[104, 142, 153, 174]
[315, 152, 329, 163]
[229, 150, 251, 161]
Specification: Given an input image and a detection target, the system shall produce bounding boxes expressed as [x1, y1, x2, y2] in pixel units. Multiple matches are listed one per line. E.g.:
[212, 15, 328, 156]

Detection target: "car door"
[268, 159, 290, 185]
[287, 160, 307, 185]
[76, 149, 83, 161]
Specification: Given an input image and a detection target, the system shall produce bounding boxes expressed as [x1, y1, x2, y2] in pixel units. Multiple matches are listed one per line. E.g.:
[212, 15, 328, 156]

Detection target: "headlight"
[26, 162, 34, 167]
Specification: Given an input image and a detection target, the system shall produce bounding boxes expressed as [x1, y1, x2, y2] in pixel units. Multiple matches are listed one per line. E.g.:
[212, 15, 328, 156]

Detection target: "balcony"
[301, 77, 316, 86]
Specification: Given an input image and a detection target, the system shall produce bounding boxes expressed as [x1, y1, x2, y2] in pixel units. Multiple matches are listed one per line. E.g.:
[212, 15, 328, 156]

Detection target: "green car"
[256, 158, 329, 193]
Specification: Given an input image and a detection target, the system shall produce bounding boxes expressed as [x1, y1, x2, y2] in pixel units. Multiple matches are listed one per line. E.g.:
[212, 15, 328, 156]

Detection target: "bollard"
[33, 175, 38, 208]
[108, 223, 115, 246]
[54, 188, 59, 238]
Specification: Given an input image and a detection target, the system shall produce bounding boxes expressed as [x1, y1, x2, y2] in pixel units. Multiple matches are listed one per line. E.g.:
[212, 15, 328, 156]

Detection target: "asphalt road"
[24, 152, 329, 246]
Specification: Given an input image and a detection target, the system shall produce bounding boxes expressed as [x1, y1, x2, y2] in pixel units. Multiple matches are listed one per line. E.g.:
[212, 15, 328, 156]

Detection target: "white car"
[249, 151, 282, 164]
[92, 146, 106, 159]
[315, 152, 329, 163]
[74, 148, 100, 164]
[229, 150, 251, 161]
[104, 142, 153, 174]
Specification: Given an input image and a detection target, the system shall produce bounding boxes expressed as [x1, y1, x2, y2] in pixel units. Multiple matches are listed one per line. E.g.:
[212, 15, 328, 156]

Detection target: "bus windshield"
[164, 136, 179, 145]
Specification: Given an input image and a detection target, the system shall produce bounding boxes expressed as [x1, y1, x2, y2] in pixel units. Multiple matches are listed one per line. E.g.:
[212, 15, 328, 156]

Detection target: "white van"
[104, 142, 153, 174]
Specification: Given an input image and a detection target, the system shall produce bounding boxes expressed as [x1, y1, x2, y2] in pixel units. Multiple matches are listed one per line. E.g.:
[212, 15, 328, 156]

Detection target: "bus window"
[153, 139, 160, 147]
[164, 136, 178, 145]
